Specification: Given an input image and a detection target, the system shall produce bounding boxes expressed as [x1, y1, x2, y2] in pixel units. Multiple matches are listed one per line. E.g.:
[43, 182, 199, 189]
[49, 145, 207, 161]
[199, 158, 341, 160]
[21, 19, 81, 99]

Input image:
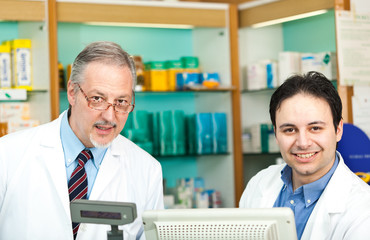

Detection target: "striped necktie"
[68, 149, 93, 239]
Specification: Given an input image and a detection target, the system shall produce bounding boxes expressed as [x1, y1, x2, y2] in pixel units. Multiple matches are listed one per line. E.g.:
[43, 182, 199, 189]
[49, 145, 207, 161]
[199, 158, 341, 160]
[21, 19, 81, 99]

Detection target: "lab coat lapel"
[301, 156, 349, 240]
[260, 169, 284, 207]
[89, 142, 121, 200]
[39, 114, 71, 219]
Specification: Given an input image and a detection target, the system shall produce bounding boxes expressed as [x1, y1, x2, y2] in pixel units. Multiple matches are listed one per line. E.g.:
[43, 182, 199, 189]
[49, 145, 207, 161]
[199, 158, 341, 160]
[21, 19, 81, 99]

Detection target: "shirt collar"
[280, 153, 340, 207]
[60, 110, 107, 169]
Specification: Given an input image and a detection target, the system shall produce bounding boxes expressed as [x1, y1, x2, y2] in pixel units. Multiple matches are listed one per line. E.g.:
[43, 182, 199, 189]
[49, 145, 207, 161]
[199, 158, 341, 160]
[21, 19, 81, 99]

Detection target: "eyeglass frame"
[76, 83, 135, 113]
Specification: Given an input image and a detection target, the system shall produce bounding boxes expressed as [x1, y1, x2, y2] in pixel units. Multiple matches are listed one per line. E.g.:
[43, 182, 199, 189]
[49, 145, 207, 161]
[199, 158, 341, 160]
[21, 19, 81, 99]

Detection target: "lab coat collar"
[37, 111, 126, 216]
[301, 152, 350, 240]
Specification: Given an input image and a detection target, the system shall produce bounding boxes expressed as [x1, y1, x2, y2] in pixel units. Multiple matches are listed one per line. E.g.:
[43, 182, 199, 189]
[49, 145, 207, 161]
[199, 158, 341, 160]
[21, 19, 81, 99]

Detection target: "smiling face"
[275, 93, 343, 190]
[67, 61, 133, 148]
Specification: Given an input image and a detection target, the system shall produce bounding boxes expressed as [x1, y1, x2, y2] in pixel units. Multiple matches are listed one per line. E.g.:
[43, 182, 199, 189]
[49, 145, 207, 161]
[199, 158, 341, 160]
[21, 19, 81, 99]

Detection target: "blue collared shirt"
[60, 111, 108, 199]
[273, 153, 339, 239]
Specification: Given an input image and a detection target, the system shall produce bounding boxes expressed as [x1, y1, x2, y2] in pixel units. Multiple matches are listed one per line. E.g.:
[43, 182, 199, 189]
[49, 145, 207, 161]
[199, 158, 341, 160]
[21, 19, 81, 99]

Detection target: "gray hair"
[69, 41, 137, 92]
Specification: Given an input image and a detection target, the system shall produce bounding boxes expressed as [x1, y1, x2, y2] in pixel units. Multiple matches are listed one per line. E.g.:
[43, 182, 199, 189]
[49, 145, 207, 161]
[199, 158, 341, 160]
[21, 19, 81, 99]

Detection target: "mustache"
[93, 121, 117, 128]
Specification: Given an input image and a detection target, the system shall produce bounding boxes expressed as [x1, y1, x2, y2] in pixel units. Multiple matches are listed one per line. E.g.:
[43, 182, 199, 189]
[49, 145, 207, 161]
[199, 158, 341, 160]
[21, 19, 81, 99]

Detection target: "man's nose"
[296, 131, 312, 149]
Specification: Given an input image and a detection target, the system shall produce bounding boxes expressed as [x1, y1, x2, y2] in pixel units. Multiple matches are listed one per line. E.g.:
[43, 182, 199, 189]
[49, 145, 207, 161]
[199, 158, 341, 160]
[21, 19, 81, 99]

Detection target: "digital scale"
[70, 199, 137, 240]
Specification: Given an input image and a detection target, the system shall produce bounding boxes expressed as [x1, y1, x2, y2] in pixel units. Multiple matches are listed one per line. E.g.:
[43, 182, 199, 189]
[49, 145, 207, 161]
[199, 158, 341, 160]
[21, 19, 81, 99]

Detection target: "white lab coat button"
[290, 200, 295, 205]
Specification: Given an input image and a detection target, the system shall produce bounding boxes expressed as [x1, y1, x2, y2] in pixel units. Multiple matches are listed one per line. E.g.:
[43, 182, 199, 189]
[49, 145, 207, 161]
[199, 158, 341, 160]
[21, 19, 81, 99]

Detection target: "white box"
[278, 51, 301, 85]
[262, 59, 279, 88]
[0, 52, 12, 88]
[7, 119, 39, 134]
[301, 52, 337, 80]
[247, 62, 266, 90]
[0, 102, 30, 122]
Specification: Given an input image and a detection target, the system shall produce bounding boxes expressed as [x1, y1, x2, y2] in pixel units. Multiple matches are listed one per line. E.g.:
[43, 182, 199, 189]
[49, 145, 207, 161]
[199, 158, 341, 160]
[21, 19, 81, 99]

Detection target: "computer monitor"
[142, 208, 297, 240]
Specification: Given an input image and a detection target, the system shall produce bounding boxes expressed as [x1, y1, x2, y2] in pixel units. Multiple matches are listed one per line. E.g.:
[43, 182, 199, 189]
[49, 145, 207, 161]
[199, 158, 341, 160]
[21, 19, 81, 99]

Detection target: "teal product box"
[171, 110, 186, 155]
[132, 110, 150, 141]
[159, 111, 173, 156]
[150, 112, 160, 156]
[251, 123, 275, 153]
[196, 113, 213, 154]
[266, 61, 278, 89]
[120, 113, 133, 138]
[186, 114, 197, 155]
[212, 113, 227, 153]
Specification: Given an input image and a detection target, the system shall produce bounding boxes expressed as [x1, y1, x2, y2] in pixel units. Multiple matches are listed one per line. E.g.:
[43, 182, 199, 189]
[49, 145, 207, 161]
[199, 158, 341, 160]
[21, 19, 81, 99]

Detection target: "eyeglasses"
[76, 83, 135, 113]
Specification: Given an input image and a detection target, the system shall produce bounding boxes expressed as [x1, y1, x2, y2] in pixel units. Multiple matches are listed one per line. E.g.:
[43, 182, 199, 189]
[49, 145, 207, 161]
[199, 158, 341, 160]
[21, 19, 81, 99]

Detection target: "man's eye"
[283, 128, 295, 133]
[116, 99, 128, 105]
[91, 96, 104, 102]
[311, 126, 321, 131]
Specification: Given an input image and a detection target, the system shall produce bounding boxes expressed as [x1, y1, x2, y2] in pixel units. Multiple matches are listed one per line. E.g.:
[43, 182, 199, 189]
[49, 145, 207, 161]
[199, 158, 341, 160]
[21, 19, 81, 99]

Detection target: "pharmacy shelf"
[156, 153, 230, 159]
[0, 89, 27, 101]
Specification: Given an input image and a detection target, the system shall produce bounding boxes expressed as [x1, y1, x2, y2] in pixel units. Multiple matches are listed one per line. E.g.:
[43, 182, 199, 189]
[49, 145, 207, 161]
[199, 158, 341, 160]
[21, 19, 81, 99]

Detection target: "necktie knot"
[77, 149, 92, 167]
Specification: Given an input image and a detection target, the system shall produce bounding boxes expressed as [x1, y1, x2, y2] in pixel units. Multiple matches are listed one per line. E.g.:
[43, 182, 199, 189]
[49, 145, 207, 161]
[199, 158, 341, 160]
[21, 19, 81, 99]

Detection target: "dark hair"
[269, 71, 342, 131]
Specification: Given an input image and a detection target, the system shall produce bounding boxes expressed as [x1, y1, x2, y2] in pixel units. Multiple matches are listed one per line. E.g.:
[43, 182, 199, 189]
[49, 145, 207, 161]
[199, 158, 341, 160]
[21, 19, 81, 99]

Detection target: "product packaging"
[11, 39, 33, 90]
[0, 42, 12, 88]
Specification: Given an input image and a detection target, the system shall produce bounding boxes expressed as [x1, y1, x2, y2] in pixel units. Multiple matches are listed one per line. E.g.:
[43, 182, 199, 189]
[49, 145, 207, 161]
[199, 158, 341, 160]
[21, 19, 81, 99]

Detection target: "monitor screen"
[142, 208, 297, 240]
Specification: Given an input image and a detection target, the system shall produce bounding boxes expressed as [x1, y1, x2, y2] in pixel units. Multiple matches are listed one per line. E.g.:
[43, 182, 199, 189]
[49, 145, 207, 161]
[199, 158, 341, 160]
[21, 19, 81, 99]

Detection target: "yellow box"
[11, 39, 33, 91]
[150, 69, 168, 91]
[147, 62, 168, 91]
[167, 69, 183, 91]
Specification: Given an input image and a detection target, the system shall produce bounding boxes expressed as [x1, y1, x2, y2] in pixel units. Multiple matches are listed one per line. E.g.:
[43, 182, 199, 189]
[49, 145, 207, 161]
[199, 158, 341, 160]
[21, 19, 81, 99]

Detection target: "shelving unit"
[0, 0, 51, 124]
[238, 0, 343, 187]
[51, 0, 242, 208]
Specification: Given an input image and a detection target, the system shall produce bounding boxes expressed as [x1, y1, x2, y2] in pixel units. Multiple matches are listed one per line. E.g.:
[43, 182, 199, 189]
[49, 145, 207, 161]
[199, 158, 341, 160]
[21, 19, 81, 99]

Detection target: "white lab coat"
[0, 112, 164, 240]
[239, 152, 370, 240]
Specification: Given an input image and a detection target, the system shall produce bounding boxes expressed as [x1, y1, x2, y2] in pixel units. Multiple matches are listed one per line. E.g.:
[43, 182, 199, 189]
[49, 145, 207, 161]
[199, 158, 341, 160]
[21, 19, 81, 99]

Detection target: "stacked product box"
[187, 112, 228, 155]
[195, 113, 214, 154]
[121, 110, 227, 157]
[246, 60, 278, 90]
[0, 39, 33, 90]
[158, 110, 186, 156]
[0, 102, 39, 134]
[249, 123, 279, 153]
[121, 111, 153, 155]
[175, 177, 222, 209]
[278, 51, 301, 85]
[11, 39, 33, 90]
[0, 42, 12, 89]
[146, 61, 168, 91]
[301, 52, 337, 80]
[165, 60, 183, 91]
[212, 112, 228, 153]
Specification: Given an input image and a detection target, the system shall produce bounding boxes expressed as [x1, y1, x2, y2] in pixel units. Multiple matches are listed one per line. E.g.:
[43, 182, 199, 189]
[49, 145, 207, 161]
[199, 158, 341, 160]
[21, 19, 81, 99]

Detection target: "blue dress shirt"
[273, 153, 339, 239]
[60, 111, 108, 199]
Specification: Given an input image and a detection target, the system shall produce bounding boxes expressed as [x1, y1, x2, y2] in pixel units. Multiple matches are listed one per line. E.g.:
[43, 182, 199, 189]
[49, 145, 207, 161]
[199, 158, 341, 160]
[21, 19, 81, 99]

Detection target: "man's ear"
[67, 80, 76, 106]
[336, 119, 344, 142]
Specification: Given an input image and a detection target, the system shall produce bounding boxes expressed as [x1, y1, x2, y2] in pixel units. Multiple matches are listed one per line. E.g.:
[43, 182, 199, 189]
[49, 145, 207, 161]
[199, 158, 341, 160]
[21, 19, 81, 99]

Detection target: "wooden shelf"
[57, 1, 227, 27]
[239, 0, 335, 28]
[0, 0, 45, 21]
[0, 89, 27, 101]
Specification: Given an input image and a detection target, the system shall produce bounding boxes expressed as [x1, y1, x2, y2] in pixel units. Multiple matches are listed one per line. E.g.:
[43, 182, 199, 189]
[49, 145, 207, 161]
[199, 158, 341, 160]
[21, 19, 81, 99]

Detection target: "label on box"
[15, 48, 32, 87]
[0, 53, 11, 88]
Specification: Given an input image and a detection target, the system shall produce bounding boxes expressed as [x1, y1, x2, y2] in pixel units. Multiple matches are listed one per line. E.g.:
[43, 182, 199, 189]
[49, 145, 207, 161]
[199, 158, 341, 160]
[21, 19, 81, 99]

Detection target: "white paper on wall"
[336, 10, 370, 86]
